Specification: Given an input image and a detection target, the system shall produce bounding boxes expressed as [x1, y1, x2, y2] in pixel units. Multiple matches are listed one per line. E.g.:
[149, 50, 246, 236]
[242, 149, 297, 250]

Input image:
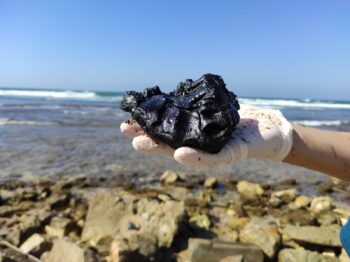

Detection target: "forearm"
[283, 124, 350, 180]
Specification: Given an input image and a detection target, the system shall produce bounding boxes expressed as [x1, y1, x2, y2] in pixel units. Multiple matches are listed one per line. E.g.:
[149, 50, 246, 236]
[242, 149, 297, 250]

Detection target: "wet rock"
[178, 238, 264, 262]
[121, 74, 240, 153]
[239, 217, 281, 259]
[204, 177, 217, 189]
[19, 233, 51, 257]
[160, 170, 179, 184]
[236, 181, 264, 205]
[311, 197, 333, 214]
[282, 225, 342, 247]
[278, 248, 339, 262]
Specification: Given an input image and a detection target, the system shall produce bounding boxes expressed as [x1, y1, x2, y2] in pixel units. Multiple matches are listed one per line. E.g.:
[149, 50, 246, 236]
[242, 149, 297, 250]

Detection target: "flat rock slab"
[82, 189, 185, 257]
[278, 248, 339, 262]
[282, 225, 342, 247]
[239, 217, 281, 259]
[41, 239, 84, 262]
[179, 238, 264, 262]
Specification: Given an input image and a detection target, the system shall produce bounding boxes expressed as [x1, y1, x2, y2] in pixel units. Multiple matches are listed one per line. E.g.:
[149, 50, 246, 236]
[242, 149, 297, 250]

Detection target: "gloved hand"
[120, 105, 293, 166]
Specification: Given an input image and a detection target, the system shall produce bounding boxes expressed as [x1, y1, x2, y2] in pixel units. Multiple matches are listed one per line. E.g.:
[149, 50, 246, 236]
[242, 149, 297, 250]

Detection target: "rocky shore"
[1, 171, 350, 262]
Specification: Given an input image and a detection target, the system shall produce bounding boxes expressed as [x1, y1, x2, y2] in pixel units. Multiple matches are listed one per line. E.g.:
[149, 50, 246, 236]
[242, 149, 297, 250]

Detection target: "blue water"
[1, 88, 349, 131]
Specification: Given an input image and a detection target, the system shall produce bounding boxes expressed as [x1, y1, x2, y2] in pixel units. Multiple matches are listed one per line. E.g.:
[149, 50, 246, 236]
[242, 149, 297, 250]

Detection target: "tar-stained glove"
[120, 105, 293, 166]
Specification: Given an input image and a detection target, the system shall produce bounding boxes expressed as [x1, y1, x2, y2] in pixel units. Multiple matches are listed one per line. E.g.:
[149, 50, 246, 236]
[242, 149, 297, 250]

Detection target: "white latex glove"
[120, 105, 293, 166]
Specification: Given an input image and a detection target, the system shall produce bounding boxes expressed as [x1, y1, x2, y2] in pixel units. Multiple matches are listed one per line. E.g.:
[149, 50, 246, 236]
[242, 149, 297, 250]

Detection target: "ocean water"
[0, 87, 349, 192]
[1, 87, 349, 130]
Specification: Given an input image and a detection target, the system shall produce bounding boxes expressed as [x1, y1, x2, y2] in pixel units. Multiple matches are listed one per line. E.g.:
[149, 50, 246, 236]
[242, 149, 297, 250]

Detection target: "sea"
[1, 87, 349, 130]
[0, 87, 349, 199]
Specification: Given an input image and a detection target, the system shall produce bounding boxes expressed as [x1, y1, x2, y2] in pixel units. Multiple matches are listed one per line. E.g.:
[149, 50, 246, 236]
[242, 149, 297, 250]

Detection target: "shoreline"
[1, 170, 350, 261]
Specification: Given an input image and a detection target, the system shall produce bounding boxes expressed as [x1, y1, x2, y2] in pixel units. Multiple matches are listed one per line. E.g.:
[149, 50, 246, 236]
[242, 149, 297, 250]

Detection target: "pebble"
[237, 181, 264, 204]
[204, 177, 217, 188]
[160, 170, 179, 184]
[189, 214, 211, 230]
[278, 248, 339, 262]
[310, 196, 333, 214]
[289, 195, 311, 209]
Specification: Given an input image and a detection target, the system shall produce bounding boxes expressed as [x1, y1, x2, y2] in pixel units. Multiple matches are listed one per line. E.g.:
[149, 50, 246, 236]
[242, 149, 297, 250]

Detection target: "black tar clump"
[121, 74, 240, 153]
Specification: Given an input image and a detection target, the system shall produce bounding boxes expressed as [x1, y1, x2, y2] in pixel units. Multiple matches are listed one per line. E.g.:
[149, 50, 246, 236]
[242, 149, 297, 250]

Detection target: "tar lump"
[121, 74, 240, 153]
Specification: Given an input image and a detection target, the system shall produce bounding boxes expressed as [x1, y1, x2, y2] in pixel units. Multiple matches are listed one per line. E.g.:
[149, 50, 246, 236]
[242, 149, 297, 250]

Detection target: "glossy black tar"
[121, 74, 240, 153]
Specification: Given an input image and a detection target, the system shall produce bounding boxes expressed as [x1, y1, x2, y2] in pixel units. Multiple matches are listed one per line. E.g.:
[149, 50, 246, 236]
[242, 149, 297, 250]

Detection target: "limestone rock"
[239, 217, 281, 259]
[204, 177, 217, 189]
[236, 181, 264, 205]
[178, 238, 264, 262]
[6, 214, 42, 246]
[109, 236, 168, 262]
[19, 233, 51, 257]
[45, 216, 74, 238]
[82, 190, 185, 257]
[160, 170, 179, 184]
[278, 248, 339, 262]
[228, 217, 250, 230]
[317, 212, 338, 226]
[310, 197, 333, 214]
[289, 195, 311, 209]
[41, 239, 97, 262]
[282, 225, 342, 247]
[271, 188, 297, 202]
[81, 191, 134, 244]
[189, 215, 211, 230]
[339, 249, 350, 262]
[219, 255, 243, 262]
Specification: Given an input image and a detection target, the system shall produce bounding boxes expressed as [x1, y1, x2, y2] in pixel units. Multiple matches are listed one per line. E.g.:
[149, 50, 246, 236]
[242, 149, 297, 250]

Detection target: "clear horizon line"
[0, 85, 350, 103]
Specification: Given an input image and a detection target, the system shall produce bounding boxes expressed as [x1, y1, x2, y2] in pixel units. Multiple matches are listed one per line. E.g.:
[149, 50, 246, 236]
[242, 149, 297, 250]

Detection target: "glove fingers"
[120, 120, 145, 138]
[174, 146, 232, 166]
[132, 135, 175, 156]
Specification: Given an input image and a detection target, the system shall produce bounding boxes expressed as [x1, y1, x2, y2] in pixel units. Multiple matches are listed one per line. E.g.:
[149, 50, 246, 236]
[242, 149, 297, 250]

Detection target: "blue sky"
[0, 1, 349, 99]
